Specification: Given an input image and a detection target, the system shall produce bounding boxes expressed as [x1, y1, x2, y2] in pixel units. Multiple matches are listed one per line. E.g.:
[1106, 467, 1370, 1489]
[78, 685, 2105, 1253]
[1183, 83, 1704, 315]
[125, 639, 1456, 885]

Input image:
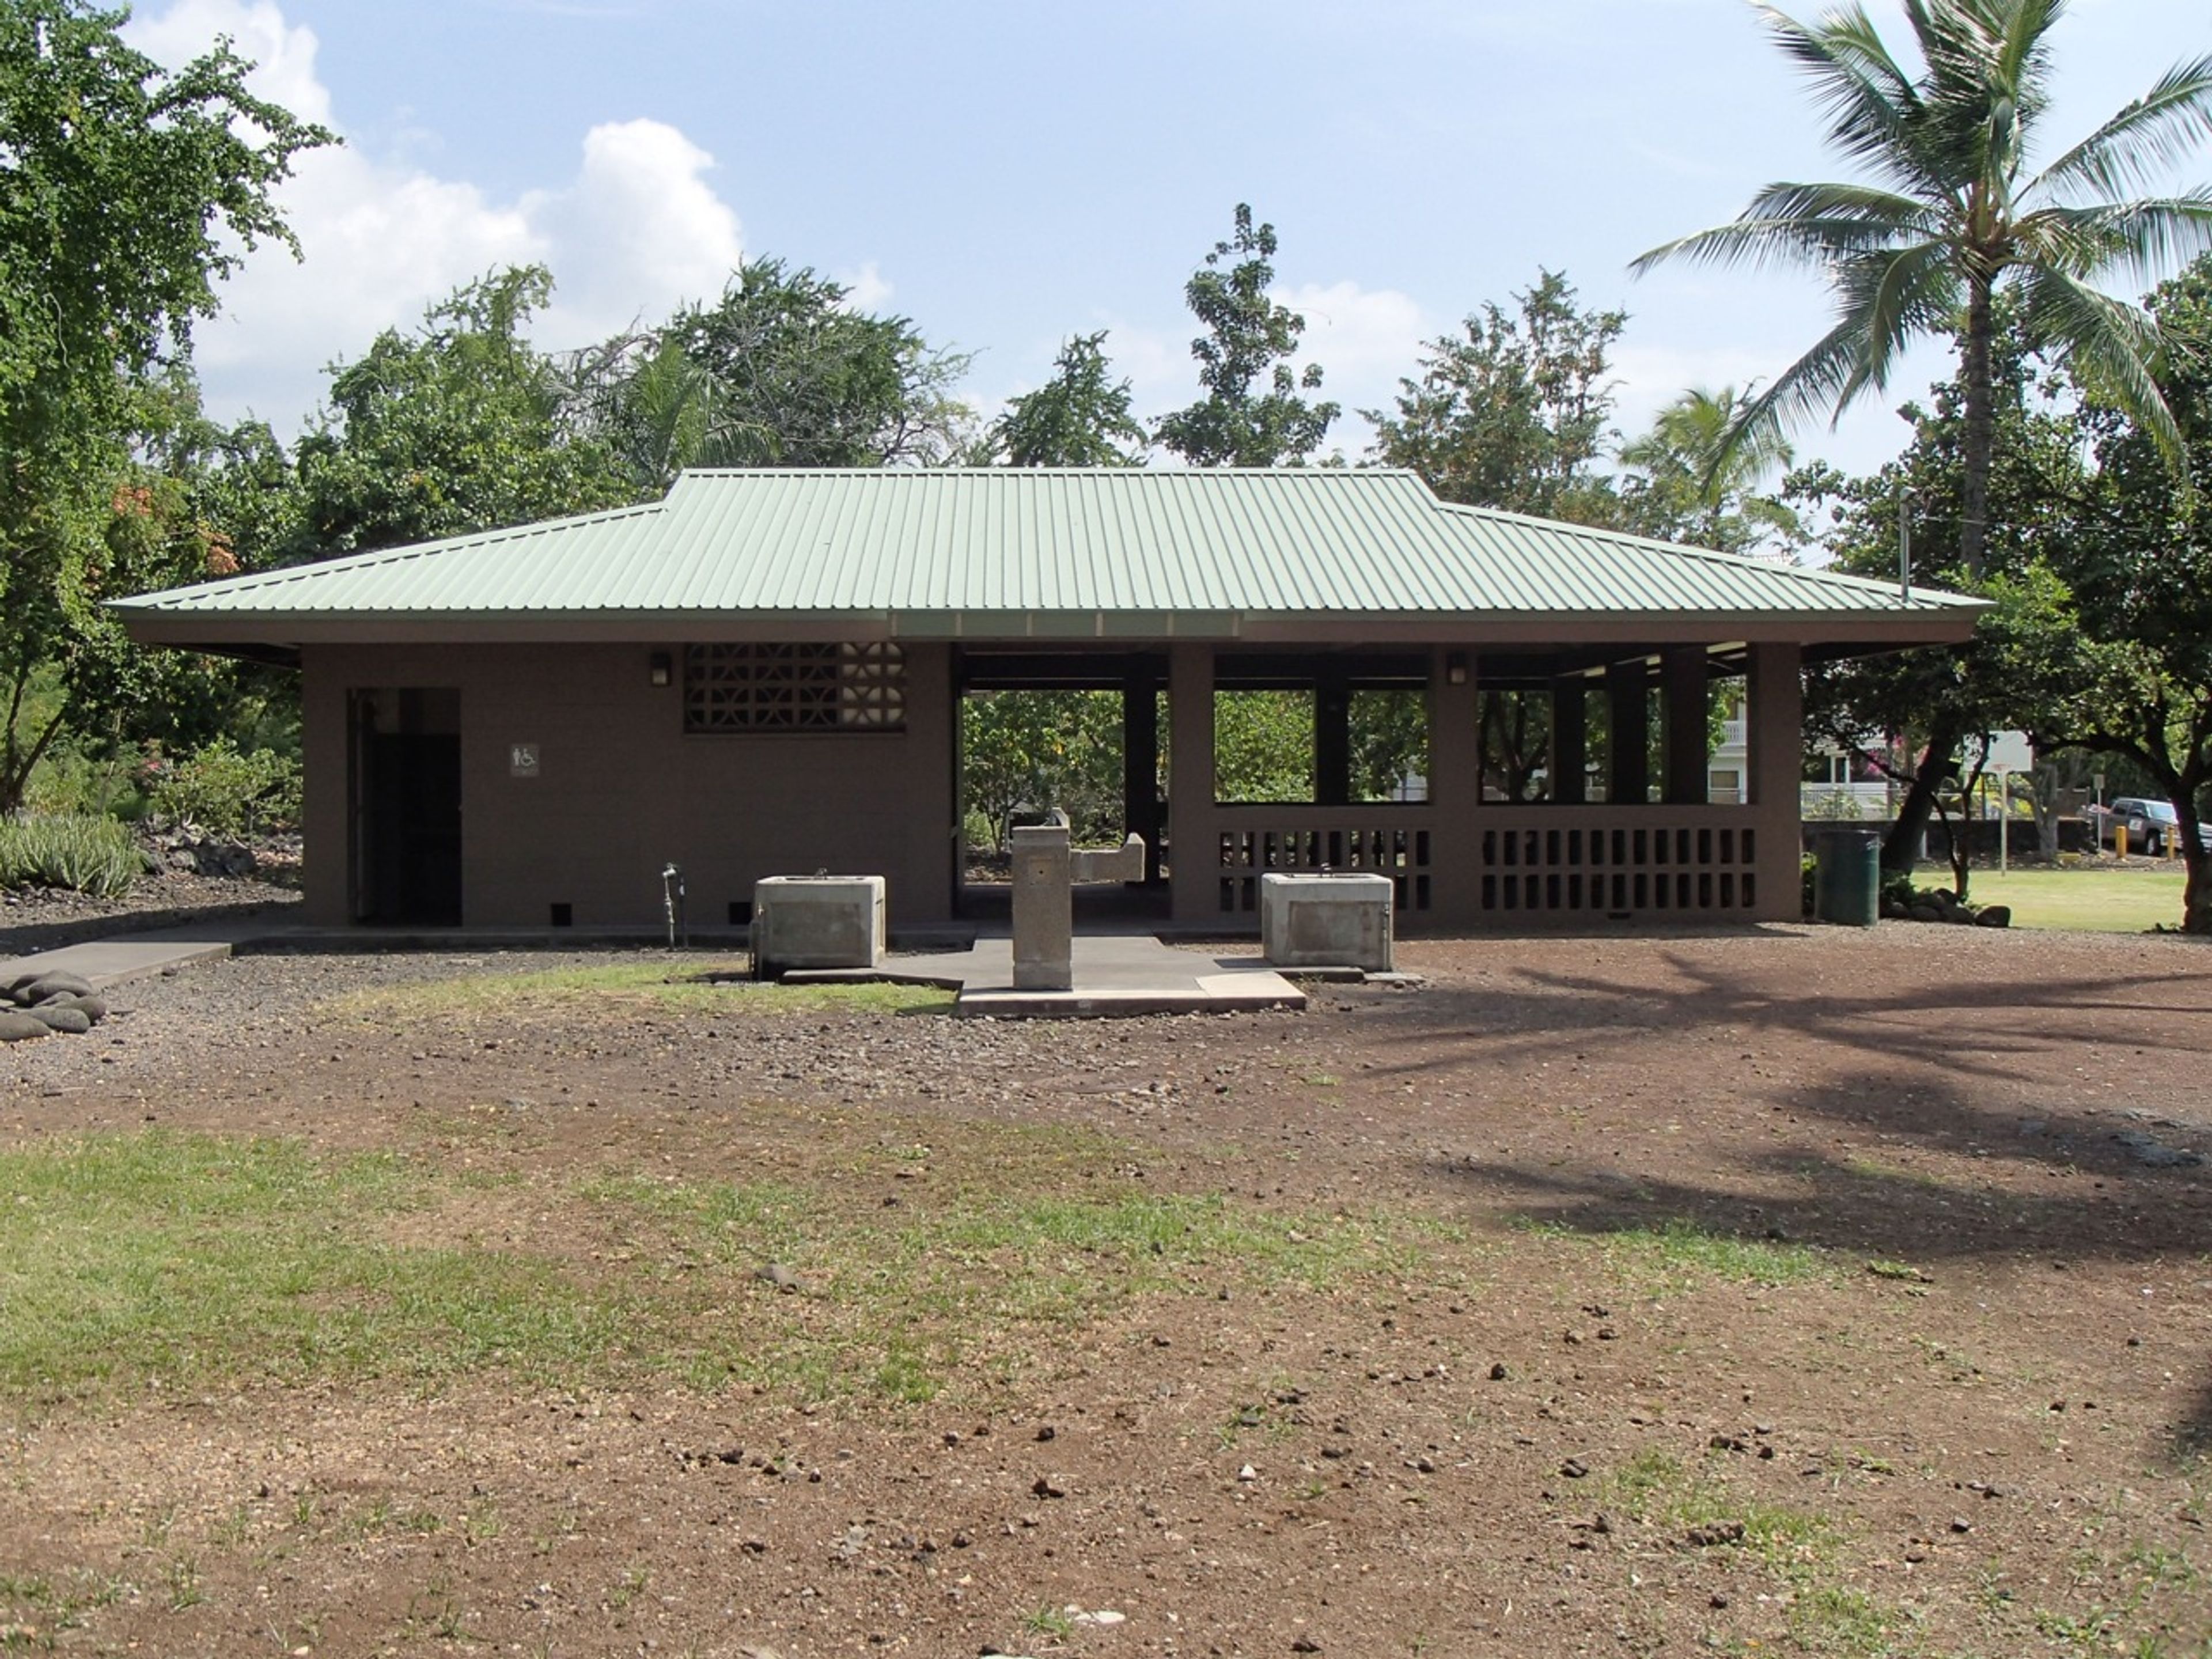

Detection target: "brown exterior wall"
[301, 642, 956, 930]
[296, 637, 1809, 934]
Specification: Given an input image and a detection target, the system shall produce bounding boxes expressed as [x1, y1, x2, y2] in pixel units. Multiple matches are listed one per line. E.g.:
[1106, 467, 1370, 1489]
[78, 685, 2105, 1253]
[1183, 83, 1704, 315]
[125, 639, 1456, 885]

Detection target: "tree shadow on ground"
[1431, 1060, 2212, 1465]
[1367, 947, 2212, 1162]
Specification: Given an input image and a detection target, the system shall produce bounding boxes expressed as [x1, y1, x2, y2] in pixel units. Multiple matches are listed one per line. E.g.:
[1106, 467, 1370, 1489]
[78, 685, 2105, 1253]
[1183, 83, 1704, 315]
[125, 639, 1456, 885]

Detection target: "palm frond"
[1825, 241, 1960, 410]
[1740, 179, 1943, 233]
[1985, 0, 2062, 131]
[1631, 199, 1928, 278]
[2028, 55, 2212, 203]
[2016, 264, 2183, 469]
[2012, 193, 2212, 286]
[1756, 4, 1926, 180]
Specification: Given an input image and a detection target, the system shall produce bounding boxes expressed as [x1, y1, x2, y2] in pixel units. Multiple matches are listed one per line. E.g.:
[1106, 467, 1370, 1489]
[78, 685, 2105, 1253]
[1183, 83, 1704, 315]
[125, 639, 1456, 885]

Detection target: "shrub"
[0, 813, 146, 897]
[145, 737, 302, 837]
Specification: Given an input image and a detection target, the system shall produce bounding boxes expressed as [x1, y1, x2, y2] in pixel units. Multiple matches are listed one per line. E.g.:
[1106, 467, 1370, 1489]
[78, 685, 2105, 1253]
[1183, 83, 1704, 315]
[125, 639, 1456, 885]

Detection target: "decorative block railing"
[1215, 809, 1433, 915]
[1476, 810, 1759, 918]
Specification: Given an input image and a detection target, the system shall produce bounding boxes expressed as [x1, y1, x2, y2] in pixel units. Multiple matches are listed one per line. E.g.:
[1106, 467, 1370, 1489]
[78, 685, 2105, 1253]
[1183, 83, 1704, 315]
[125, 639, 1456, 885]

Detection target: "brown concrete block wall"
[301, 642, 957, 930]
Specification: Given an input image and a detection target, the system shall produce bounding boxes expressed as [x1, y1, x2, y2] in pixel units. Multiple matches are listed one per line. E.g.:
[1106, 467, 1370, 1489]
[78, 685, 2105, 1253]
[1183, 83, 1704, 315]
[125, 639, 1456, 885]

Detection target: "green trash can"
[1813, 829, 1881, 926]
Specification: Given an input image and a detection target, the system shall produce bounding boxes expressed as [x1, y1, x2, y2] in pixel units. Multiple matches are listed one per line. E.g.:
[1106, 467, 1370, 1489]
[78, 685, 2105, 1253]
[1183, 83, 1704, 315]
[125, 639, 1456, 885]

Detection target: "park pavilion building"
[113, 468, 1982, 935]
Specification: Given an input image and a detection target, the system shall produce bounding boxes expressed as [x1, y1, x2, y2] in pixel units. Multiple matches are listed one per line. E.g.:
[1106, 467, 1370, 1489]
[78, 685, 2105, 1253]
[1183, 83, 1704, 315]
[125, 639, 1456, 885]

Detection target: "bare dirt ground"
[3, 925, 2210, 1658]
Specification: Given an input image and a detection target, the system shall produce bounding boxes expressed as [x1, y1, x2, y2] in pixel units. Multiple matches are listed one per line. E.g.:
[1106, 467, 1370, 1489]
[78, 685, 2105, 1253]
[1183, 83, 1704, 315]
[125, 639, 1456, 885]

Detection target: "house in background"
[112, 469, 1983, 934]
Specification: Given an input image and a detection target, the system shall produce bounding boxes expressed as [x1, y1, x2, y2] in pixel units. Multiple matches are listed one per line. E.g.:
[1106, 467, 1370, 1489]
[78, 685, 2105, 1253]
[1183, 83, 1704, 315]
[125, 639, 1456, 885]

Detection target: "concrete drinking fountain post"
[1011, 822, 1074, 991]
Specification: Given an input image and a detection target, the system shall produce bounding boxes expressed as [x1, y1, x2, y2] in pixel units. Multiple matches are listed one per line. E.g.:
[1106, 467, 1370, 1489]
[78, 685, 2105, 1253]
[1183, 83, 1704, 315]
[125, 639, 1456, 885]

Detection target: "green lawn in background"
[1958, 865, 2187, 932]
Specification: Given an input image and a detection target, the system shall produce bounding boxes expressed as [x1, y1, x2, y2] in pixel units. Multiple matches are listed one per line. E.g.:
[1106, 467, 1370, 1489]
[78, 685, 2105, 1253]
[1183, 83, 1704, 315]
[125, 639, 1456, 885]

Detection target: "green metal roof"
[113, 468, 1983, 637]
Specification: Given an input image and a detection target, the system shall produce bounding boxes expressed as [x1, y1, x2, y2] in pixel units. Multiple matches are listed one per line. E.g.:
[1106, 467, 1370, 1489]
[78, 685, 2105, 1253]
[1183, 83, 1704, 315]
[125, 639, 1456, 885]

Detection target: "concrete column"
[1662, 645, 1710, 806]
[1607, 659, 1650, 806]
[300, 647, 351, 927]
[1122, 662, 1163, 885]
[1315, 663, 1351, 806]
[1168, 643, 1217, 925]
[1747, 641, 1805, 922]
[1010, 824, 1073, 990]
[1426, 647, 1483, 925]
[1551, 677, 1587, 805]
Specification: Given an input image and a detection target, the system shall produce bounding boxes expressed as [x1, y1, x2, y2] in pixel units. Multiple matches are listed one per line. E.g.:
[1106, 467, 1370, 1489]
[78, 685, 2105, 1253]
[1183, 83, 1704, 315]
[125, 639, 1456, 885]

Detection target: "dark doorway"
[350, 688, 463, 925]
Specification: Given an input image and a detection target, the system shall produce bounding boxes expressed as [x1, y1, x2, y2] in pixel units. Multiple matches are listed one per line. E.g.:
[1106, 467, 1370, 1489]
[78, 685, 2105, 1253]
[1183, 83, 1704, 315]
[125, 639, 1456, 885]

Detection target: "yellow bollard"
[2117, 824, 2128, 859]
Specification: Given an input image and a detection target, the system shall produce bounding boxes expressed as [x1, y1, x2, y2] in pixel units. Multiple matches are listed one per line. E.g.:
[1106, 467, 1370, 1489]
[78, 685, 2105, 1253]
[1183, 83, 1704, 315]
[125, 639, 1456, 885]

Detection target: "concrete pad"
[0, 911, 298, 992]
[783, 933, 1306, 1018]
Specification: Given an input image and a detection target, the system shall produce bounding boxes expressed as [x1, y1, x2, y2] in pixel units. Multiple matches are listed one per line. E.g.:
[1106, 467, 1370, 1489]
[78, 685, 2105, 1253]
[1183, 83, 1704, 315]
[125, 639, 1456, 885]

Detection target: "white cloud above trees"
[130, 0, 746, 431]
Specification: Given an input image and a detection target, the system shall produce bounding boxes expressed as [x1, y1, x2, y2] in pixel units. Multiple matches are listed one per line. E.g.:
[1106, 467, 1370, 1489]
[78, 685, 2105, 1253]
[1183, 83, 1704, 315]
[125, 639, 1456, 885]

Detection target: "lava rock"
[14, 971, 93, 1005]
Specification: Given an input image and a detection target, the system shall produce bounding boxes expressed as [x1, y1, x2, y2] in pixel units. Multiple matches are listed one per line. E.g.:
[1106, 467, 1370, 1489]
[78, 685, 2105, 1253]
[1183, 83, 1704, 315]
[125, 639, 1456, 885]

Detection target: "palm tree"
[1619, 385, 1801, 553]
[1633, 0, 2212, 581]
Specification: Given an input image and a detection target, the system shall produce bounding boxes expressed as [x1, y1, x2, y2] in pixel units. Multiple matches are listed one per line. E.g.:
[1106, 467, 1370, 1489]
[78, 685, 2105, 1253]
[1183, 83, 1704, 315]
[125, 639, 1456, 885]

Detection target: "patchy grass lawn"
[0, 1125, 1448, 1408]
[1962, 865, 2188, 931]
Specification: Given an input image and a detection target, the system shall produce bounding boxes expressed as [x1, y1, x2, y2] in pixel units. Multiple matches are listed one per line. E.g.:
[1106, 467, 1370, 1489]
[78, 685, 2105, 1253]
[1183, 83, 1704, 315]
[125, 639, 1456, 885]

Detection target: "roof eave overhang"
[116, 604, 1985, 656]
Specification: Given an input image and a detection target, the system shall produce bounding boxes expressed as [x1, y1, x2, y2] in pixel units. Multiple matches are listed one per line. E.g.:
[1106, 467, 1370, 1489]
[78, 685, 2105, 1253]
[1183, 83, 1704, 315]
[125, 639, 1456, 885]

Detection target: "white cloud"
[1271, 281, 1431, 457]
[523, 119, 745, 344]
[836, 262, 895, 313]
[127, 0, 747, 433]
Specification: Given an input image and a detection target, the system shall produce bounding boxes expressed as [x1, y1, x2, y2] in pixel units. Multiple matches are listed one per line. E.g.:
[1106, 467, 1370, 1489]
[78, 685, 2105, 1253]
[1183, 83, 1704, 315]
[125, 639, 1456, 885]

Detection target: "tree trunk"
[1959, 275, 1995, 582]
[2175, 790, 2211, 934]
[1881, 713, 1962, 874]
[2182, 838, 2211, 935]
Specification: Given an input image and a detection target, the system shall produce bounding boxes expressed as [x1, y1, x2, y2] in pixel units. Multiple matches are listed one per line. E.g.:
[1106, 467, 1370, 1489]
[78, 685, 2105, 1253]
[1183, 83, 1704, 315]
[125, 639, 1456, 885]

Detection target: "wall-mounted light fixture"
[649, 650, 674, 687]
[1445, 651, 1469, 686]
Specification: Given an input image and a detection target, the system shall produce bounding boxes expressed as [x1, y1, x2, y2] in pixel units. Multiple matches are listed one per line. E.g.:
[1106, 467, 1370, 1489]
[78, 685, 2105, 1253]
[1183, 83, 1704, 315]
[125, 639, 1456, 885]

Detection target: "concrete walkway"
[790, 934, 1307, 1017]
[2, 918, 1307, 1019]
[0, 911, 294, 992]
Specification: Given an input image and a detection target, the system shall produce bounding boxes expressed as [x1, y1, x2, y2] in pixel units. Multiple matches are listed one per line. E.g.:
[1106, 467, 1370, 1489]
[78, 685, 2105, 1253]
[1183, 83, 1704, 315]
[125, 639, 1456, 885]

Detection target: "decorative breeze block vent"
[684, 642, 906, 733]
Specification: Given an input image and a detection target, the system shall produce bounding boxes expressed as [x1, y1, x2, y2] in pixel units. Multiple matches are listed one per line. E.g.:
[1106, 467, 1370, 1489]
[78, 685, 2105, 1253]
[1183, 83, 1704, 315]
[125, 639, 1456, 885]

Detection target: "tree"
[990, 333, 1147, 467]
[1791, 320, 2089, 887]
[666, 258, 974, 469]
[0, 0, 332, 811]
[565, 329, 715, 498]
[1619, 387, 1803, 554]
[1367, 271, 1626, 524]
[290, 267, 640, 559]
[1154, 204, 1338, 467]
[1633, 0, 2212, 861]
[960, 691, 1126, 849]
[2020, 256, 2212, 933]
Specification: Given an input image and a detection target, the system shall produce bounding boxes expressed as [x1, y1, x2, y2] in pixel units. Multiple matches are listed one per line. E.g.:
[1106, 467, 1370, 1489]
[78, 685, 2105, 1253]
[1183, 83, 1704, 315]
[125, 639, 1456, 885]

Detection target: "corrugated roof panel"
[112, 468, 1984, 626]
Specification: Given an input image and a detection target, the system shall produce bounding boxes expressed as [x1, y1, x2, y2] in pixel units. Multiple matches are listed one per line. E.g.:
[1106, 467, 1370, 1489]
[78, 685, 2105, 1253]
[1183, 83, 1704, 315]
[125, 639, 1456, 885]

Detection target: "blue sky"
[133, 0, 2202, 483]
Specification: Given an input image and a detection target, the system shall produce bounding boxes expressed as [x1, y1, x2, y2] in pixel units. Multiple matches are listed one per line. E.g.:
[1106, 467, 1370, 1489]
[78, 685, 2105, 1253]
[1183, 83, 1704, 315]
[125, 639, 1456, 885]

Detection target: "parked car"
[2084, 797, 2212, 855]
